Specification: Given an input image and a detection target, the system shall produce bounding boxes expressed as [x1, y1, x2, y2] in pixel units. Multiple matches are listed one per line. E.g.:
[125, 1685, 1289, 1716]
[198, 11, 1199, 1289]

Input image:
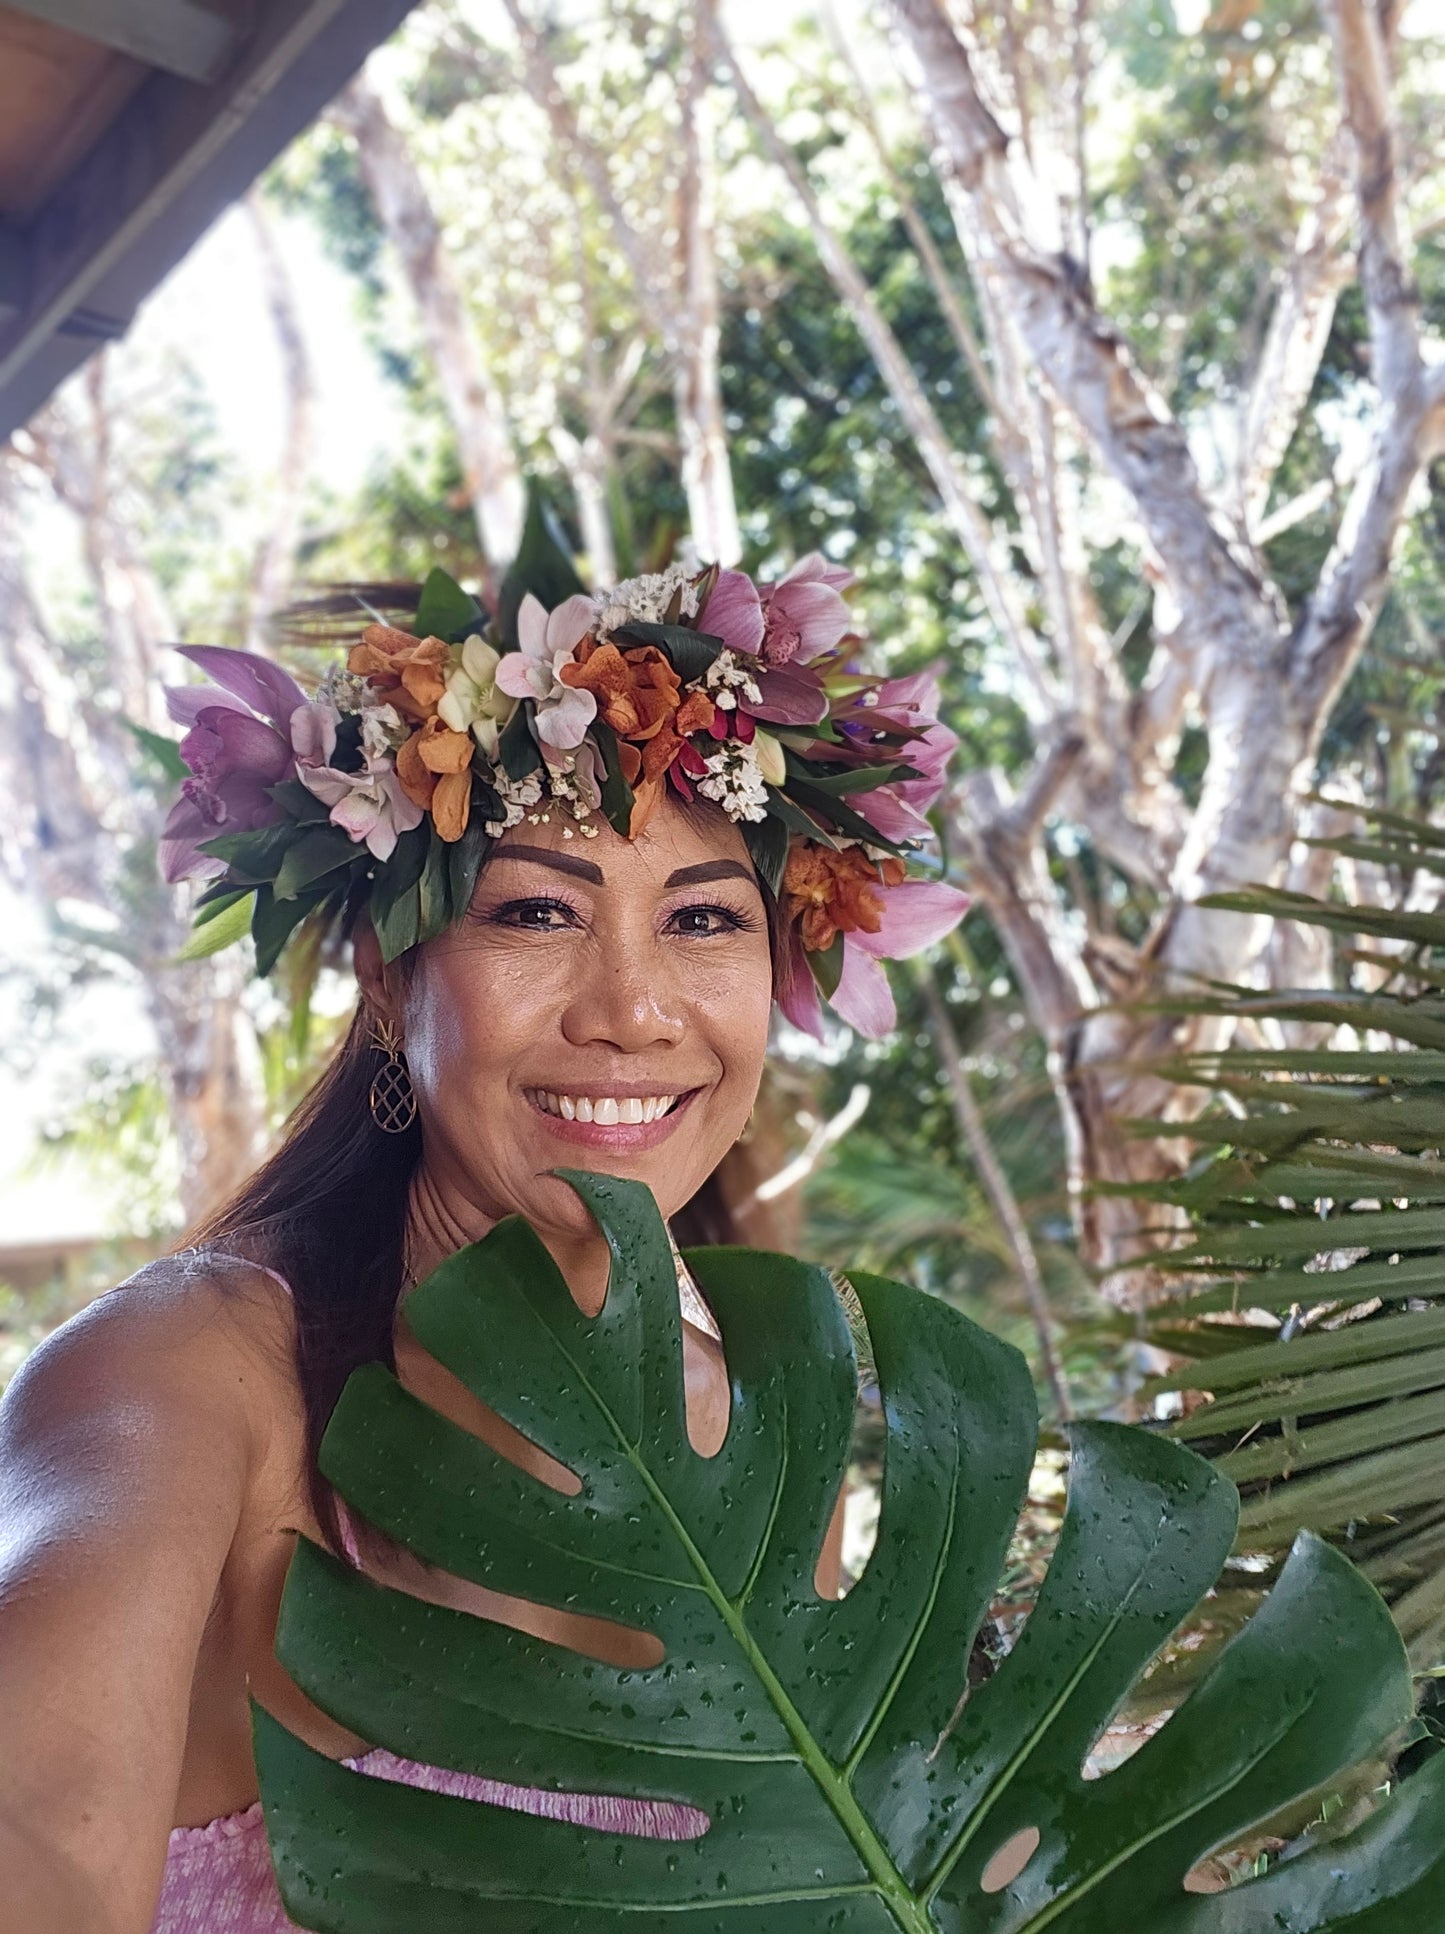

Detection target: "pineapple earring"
[368, 1016, 418, 1134]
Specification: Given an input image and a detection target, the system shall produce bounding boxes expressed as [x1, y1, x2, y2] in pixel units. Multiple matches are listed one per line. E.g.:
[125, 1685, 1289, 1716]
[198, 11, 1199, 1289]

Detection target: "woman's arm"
[0, 1269, 268, 1934]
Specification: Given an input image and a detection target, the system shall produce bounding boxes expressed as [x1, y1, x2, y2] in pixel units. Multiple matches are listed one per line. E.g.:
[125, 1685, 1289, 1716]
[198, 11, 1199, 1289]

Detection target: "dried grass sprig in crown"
[161, 493, 966, 1037]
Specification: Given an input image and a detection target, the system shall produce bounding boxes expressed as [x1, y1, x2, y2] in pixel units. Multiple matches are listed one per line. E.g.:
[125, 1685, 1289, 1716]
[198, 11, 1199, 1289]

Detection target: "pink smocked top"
[152, 1254, 705, 1932]
[154, 1751, 704, 1933]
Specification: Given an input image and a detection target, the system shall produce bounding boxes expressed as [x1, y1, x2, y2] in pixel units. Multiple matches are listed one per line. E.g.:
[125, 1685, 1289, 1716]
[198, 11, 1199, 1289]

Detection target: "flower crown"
[162, 518, 966, 1037]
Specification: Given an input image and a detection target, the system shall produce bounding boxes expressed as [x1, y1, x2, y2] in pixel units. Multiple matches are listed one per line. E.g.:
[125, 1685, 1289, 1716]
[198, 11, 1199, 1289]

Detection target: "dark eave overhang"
[0, 0, 417, 443]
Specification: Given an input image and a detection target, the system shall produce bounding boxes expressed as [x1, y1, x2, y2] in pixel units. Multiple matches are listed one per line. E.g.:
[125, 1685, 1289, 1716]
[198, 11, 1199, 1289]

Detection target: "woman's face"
[387, 795, 774, 1250]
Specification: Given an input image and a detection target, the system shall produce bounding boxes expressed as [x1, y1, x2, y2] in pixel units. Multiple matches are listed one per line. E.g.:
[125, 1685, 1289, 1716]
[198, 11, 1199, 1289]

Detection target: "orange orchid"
[396, 716, 475, 841]
[349, 624, 449, 723]
[782, 842, 906, 954]
[559, 642, 680, 744]
[559, 643, 718, 833]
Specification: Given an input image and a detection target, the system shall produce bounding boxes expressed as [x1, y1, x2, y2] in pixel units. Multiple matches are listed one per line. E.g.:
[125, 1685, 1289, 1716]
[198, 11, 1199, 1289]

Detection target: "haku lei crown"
[162, 508, 966, 1037]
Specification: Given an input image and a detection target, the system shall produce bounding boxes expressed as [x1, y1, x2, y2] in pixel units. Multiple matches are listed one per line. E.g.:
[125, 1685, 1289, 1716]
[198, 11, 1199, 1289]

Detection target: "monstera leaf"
[255, 1175, 1445, 1931]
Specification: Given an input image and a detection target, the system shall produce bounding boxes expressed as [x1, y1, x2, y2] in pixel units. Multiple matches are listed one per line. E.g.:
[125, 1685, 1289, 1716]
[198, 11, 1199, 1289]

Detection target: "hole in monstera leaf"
[396, 1308, 582, 1495]
[827, 1272, 883, 1601]
[979, 1824, 1040, 1893]
[1081, 1710, 1171, 1780]
[349, 1747, 711, 1839]
[348, 1522, 667, 1670]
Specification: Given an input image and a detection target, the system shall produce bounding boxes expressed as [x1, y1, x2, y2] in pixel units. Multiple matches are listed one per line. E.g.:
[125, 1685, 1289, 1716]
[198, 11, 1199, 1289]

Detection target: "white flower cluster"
[594, 563, 700, 639]
[483, 770, 544, 839]
[359, 702, 406, 761]
[696, 738, 769, 823]
[703, 649, 763, 713]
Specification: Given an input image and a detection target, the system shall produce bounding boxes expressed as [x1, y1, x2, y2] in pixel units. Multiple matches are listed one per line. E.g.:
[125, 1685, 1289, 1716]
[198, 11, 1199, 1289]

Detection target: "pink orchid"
[698, 569, 764, 654]
[496, 593, 598, 749]
[855, 722, 959, 843]
[168, 645, 307, 732]
[299, 753, 423, 863]
[759, 555, 854, 667]
[159, 646, 309, 883]
[289, 696, 339, 769]
[778, 878, 970, 1039]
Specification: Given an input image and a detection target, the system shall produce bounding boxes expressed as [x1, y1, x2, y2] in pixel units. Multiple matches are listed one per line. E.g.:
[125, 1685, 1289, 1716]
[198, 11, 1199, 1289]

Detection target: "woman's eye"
[491, 898, 580, 931]
[668, 904, 746, 938]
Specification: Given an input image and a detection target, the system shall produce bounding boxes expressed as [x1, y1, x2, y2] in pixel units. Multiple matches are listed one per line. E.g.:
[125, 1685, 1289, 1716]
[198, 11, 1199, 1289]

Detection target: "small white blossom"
[359, 702, 406, 761]
[545, 744, 604, 821]
[696, 738, 769, 823]
[483, 770, 544, 839]
[703, 648, 763, 709]
[594, 563, 701, 639]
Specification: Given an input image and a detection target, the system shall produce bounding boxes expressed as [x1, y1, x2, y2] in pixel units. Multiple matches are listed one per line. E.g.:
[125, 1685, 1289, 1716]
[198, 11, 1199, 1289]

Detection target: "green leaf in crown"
[253, 1176, 1445, 1932]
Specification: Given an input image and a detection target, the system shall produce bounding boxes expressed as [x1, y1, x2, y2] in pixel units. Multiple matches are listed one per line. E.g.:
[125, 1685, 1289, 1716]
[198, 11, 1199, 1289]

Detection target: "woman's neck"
[401, 1163, 612, 1316]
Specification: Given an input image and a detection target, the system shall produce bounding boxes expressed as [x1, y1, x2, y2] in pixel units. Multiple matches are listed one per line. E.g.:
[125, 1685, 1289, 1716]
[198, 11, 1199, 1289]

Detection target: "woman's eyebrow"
[665, 860, 757, 888]
[490, 848, 756, 891]
[490, 845, 605, 884]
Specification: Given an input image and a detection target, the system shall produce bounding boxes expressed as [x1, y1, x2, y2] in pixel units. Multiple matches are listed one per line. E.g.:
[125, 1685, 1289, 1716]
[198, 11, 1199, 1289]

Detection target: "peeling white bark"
[331, 73, 525, 569]
[880, 0, 1445, 1289]
[245, 193, 316, 653]
[676, 7, 742, 566]
[501, 0, 742, 566]
[716, 17, 1058, 722]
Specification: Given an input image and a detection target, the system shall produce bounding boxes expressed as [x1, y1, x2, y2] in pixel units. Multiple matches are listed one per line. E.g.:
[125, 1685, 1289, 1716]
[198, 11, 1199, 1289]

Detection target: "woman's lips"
[523, 1086, 699, 1150]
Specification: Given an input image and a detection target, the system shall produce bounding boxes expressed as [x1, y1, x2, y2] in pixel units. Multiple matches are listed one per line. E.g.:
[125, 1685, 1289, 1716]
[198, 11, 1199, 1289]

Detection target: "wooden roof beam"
[0, 0, 419, 441]
[1, 0, 241, 86]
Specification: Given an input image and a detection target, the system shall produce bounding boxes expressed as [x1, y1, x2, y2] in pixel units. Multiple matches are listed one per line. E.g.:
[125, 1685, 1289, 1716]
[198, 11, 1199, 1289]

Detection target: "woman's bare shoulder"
[0, 1250, 299, 1482]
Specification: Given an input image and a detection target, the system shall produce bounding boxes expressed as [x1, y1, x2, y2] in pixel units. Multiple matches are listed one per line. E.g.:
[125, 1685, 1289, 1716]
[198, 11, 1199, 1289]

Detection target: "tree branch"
[330, 72, 524, 566]
[1322, 0, 1420, 396]
[888, 0, 1285, 652]
[498, 0, 677, 334]
[1291, 0, 1441, 707]
[1236, 135, 1353, 533]
[917, 960, 1072, 1421]
[245, 192, 315, 651]
[818, 2, 1000, 418]
[951, 739, 1095, 1045]
[715, 13, 1059, 722]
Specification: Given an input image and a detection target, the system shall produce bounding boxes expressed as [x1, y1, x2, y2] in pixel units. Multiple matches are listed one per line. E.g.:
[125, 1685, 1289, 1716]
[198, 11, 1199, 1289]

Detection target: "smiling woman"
[374, 808, 775, 1317]
[0, 547, 965, 1934]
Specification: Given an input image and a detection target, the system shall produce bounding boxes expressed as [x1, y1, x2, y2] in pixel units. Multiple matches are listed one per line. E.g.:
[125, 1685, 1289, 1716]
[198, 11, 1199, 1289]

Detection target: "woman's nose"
[560, 933, 686, 1051]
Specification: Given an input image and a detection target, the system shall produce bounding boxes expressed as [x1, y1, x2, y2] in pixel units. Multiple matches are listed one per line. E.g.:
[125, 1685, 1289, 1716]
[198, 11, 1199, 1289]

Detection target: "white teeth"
[533, 1090, 681, 1123]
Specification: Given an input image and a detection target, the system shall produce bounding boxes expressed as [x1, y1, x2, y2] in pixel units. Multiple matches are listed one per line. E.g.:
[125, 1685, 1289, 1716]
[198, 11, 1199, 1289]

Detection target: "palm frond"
[1114, 801, 1445, 1665]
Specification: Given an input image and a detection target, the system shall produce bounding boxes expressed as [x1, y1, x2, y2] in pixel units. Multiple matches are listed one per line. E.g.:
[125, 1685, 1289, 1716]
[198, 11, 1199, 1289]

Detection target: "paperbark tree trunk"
[755, 0, 1445, 1295]
[676, 6, 742, 567]
[4, 366, 271, 1224]
[331, 71, 525, 570]
[245, 192, 316, 653]
[501, 0, 743, 566]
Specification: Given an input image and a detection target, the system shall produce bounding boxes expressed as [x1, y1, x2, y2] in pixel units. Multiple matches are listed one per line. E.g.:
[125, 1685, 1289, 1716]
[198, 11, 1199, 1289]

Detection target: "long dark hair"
[185, 1005, 419, 1548]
